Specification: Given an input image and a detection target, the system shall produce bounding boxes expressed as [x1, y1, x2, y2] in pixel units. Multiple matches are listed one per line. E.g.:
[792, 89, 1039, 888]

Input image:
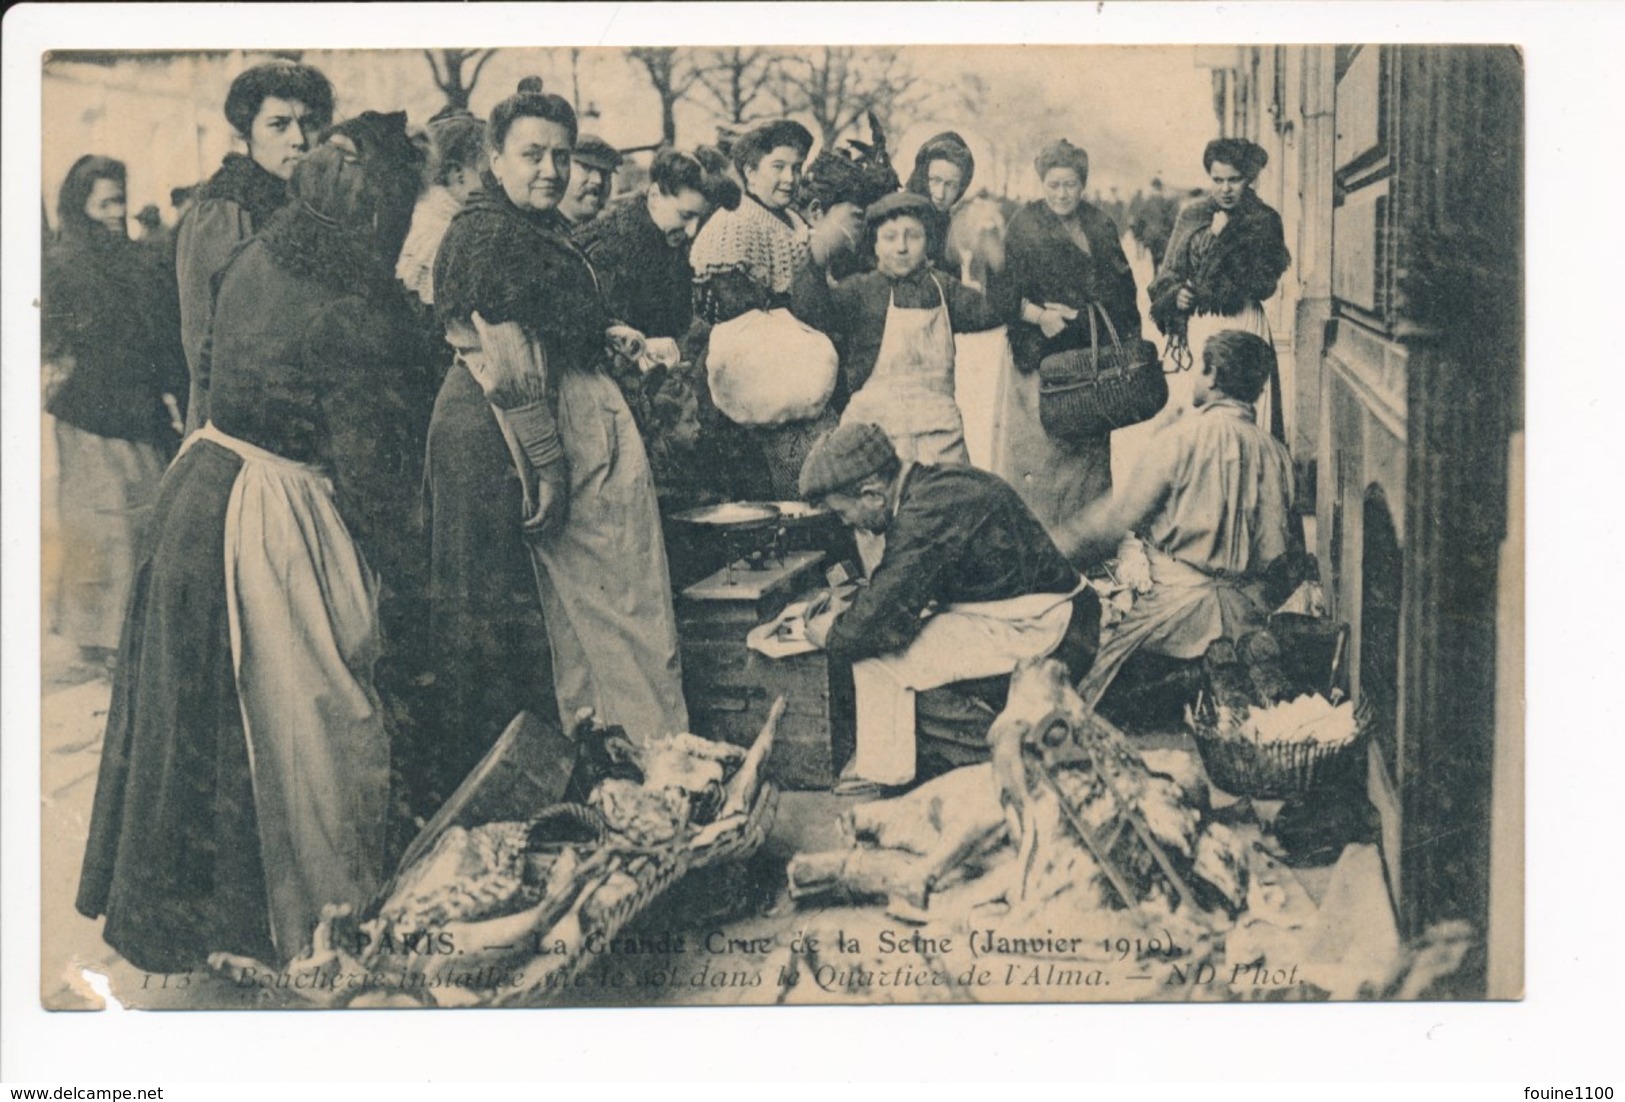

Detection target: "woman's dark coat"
[175, 153, 292, 430]
[43, 221, 187, 450]
[1002, 199, 1141, 373]
[1147, 190, 1290, 338]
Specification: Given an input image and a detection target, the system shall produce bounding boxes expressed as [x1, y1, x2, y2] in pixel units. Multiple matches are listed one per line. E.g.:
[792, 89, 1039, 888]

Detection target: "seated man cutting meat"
[797, 422, 1091, 797]
[1054, 329, 1296, 710]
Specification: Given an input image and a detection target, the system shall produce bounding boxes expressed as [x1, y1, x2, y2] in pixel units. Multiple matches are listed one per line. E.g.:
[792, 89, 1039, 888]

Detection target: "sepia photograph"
[28, 34, 1524, 1013]
[6, 0, 1613, 1088]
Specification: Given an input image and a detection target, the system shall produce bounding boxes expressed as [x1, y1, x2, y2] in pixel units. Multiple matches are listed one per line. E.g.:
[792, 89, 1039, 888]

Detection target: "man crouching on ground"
[798, 422, 1089, 797]
[1055, 329, 1296, 709]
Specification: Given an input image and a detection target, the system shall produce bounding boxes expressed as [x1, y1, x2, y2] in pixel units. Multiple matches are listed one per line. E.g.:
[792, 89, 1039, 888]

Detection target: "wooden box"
[677, 551, 850, 789]
[681, 641, 852, 790]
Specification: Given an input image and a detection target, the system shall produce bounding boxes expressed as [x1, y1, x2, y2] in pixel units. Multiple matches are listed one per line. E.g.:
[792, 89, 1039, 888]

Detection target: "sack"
[1037, 303, 1167, 441]
[706, 307, 838, 426]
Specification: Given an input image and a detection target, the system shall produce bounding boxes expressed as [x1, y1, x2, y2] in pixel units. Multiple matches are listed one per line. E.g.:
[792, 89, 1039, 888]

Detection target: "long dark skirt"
[76, 440, 276, 974]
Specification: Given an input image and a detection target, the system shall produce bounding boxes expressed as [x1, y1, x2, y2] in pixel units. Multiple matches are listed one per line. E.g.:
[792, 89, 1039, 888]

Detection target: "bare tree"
[690, 47, 789, 127]
[425, 48, 497, 115]
[769, 47, 932, 149]
[628, 47, 702, 146]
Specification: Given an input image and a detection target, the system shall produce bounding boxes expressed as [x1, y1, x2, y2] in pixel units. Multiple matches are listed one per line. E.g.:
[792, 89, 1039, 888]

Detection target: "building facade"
[1197, 44, 1524, 997]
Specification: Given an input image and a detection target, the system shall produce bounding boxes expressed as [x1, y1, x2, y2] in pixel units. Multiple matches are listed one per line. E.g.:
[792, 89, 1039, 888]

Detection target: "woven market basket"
[1187, 706, 1367, 800]
[689, 782, 779, 870]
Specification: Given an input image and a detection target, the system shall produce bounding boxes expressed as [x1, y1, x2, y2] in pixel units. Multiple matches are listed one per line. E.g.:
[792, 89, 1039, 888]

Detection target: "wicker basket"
[1187, 707, 1366, 800]
[1037, 303, 1168, 440]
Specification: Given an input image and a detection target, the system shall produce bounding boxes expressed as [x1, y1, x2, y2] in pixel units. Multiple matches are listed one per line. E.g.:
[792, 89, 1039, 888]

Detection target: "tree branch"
[424, 48, 447, 93]
[467, 48, 497, 95]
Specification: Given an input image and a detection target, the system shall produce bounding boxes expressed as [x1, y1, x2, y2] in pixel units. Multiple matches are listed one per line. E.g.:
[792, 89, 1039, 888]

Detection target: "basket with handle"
[1038, 301, 1168, 441]
[1186, 695, 1371, 800]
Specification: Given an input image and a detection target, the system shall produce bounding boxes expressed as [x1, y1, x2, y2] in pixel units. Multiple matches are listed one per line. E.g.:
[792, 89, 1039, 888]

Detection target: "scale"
[672, 500, 834, 587]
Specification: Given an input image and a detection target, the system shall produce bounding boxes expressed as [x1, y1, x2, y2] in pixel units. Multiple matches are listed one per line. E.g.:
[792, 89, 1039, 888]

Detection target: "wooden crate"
[679, 639, 851, 790]
[676, 550, 847, 789]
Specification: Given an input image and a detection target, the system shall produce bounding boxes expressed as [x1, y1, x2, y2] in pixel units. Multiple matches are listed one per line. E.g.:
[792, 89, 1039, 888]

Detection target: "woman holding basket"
[1148, 138, 1291, 436]
[994, 139, 1142, 535]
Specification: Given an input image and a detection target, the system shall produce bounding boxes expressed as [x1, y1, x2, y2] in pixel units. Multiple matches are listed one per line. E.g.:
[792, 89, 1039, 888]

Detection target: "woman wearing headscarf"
[994, 139, 1141, 535]
[77, 113, 431, 973]
[1148, 137, 1291, 436]
[905, 129, 975, 268]
[429, 82, 688, 771]
[176, 60, 334, 432]
[689, 120, 844, 499]
[43, 155, 187, 665]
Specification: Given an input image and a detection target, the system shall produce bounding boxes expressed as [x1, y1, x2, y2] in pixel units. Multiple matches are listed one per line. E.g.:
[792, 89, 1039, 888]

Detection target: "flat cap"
[798, 422, 898, 501]
[573, 134, 623, 172]
[865, 189, 935, 227]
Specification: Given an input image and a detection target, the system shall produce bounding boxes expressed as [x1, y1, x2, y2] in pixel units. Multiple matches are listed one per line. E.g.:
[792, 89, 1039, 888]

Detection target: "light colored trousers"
[846, 587, 1080, 785]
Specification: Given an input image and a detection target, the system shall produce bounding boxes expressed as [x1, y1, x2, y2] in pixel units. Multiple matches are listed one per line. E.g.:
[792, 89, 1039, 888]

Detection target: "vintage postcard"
[22, 18, 1525, 1026]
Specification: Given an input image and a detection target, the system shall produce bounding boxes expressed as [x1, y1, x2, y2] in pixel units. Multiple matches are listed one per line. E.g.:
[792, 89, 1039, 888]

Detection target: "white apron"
[841, 275, 969, 467]
[846, 579, 1087, 786]
[1077, 546, 1271, 709]
[199, 422, 391, 961]
[509, 368, 690, 740]
[953, 327, 1014, 471]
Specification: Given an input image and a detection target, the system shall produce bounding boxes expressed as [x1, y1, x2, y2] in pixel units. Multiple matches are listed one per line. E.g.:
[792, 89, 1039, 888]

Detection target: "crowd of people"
[45, 58, 1298, 973]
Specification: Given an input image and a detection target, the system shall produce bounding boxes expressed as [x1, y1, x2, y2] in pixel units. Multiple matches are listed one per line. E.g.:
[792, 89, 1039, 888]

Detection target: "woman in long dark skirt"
[77, 113, 430, 973]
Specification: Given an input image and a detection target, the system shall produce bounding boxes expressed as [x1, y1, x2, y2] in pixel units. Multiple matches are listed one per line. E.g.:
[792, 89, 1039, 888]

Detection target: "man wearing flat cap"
[560, 133, 622, 226]
[798, 422, 1091, 796]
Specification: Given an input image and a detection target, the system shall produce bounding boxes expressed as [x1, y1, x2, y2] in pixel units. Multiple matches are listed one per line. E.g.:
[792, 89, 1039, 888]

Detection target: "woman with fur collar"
[78, 114, 430, 974]
[175, 60, 334, 433]
[1148, 137, 1291, 435]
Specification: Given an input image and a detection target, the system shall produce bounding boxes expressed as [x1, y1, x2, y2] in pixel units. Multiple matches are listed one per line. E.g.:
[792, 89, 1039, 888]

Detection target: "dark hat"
[573, 134, 623, 172]
[865, 190, 935, 228]
[798, 422, 898, 501]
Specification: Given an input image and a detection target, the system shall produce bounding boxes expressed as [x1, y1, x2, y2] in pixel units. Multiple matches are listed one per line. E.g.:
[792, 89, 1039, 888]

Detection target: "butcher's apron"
[846, 578, 1087, 786]
[199, 421, 391, 962]
[844, 276, 969, 574]
[515, 368, 690, 739]
[842, 275, 969, 467]
[1076, 545, 1270, 708]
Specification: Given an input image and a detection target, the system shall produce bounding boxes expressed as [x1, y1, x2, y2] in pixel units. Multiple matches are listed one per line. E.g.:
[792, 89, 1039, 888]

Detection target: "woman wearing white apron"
[792, 191, 1015, 468]
[78, 116, 426, 973]
[1149, 138, 1292, 439]
[430, 85, 688, 743]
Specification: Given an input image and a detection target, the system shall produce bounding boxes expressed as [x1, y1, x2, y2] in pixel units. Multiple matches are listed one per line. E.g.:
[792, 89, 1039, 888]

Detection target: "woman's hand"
[42, 355, 75, 407]
[524, 460, 571, 539]
[470, 311, 548, 409]
[1038, 304, 1077, 339]
[1176, 285, 1195, 312]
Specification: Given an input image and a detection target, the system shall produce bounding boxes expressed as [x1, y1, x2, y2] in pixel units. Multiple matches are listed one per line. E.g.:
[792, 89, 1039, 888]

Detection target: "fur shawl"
[432, 179, 609, 373]
[1149, 191, 1290, 337]
[193, 153, 291, 228]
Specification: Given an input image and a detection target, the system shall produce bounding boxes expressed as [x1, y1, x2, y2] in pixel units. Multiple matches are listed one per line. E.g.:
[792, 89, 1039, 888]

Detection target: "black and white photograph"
[2, 0, 1615, 1089]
